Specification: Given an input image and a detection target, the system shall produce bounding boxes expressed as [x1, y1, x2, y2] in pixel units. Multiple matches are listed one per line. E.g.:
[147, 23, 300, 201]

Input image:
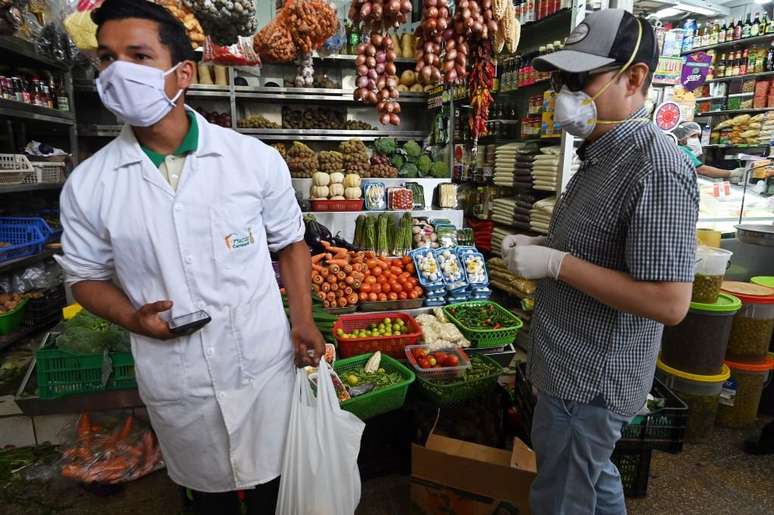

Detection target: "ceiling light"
[674, 2, 719, 16]
[655, 7, 684, 18]
[755, 0, 772, 5]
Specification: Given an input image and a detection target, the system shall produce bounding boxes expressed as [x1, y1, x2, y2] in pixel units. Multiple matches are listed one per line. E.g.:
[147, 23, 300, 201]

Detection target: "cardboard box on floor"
[411, 431, 537, 515]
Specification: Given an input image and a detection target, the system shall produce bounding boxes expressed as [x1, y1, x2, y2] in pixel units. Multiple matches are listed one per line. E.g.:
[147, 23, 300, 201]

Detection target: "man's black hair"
[92, 0, 195, 64]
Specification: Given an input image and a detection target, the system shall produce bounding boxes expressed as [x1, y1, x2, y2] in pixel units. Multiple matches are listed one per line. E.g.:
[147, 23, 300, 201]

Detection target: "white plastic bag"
[276, 361, 365, 515]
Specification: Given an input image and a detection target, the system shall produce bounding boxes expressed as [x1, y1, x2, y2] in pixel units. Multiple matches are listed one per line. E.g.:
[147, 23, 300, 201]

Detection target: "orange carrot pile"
[311, 241, 423, 308]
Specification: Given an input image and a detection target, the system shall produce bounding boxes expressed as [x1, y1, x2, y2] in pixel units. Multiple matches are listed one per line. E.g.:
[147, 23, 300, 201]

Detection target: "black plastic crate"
[612, 448, 652, 498]
[23, 286, 66, 328]
[618, 378, 688, 454]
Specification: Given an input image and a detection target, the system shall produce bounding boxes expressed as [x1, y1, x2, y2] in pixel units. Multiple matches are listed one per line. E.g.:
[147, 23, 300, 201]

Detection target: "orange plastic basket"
[333, 312, 422, 359]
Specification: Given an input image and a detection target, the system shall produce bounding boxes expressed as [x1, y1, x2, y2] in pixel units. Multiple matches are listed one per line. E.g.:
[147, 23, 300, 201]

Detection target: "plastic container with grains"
[691, 247, 732, 304]
[717, 357, 774, 428]
[722, 281, 774, 363]
[661, 293, 741, 375]
[656, 358, 730, 442]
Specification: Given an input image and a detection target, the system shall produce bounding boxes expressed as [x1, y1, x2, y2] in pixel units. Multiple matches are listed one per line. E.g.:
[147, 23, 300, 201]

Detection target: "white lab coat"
[56, 109, 304, 492]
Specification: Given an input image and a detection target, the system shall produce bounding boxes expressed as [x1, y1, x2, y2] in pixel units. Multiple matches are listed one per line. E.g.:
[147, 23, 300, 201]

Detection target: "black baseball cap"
[533, 9, 659, 74]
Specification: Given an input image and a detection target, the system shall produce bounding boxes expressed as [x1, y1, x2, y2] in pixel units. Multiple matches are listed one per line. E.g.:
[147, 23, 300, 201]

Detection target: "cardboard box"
[411, 432, 537, 515]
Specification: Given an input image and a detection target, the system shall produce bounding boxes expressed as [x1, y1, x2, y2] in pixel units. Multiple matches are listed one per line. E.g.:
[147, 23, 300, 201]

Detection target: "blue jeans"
[530, 391, 632, 515]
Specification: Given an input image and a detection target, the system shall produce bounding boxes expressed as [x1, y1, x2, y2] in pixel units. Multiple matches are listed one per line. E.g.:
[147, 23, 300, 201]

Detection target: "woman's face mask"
[687, 136, 703, 157]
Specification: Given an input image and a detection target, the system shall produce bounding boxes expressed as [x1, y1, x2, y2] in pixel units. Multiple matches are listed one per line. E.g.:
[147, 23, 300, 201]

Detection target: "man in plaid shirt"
[503, 10, 698, 514]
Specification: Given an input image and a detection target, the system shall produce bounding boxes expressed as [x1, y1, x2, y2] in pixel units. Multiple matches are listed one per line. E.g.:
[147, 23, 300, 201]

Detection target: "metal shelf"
[696, 107, 774, 116]
[314, 54, 415, 65]
[235, 88, 426, 103]
[0, 36, 68, 70]
[238, 128, 426, 141]
[498, 80, 551, 94]
[0, 250, 57, 275]
[728, 92, 755, 98]
[682, 33, 774, 56]
[0, 183, 63, 194]
[0, 98, 75, 125]
[705, 70, 774, 83]
[704, 143, 770, 149]
[696, 96, 726, 102]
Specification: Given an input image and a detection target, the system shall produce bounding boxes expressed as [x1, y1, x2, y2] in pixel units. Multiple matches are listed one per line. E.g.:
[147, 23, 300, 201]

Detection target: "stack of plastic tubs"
[717, 282, 774, 428]
[659, 293, 741, 441]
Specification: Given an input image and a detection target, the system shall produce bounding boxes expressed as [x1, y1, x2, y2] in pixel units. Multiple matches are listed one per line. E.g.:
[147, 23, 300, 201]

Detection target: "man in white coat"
[55, 1, 326, 513]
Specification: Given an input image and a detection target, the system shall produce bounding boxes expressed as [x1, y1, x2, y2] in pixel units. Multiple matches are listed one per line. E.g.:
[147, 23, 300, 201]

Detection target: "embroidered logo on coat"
[225, 228, 255, 250]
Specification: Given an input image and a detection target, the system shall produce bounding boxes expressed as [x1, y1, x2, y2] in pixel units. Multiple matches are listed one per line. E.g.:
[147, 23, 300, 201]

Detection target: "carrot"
[321, 282, 331, 293]
[343, 264, 353, 274]
[77, 413, 92, 444]
[344, 276, 355, 286]
[318, 292, 326, 301]
[326, 292, 336, 302]
[330, 283, 339, 292]
[329, 263, 341, 274]
[324, 300, 331, 308]
[344, 287, 353, 296]
[311, 253, 328, 265]
[352, 272, 365, 281]
[352, 280, 362, 290]
[312, 264, 324, 273]
[347, 294, 359, 305]
[352, 263, 363, 272]
[320, 240, 331, 249]
[335, 289, 344, 298]
[118, 416, 134, 440]
[328, 259, 349, 268]
[336, 271, 347, 281]
[320, 268, 330, 277]
[327, 245, 348, 255]
[312, 274, 324, 285]
[338, 297, 348, 307]
[326, 274, 337, 284]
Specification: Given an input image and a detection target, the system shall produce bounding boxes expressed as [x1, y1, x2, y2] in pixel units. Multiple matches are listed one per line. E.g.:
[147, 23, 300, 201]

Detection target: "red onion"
[366, 45, 377, 57]
[380, 113, 391, 125]
[371, 34, 383, 47]
[430, 67, 442, 82]
[428, 7, 439, 18]
[376, 63, 386, 74]
[366, 56, 376, 68]
[389, 114, 400, 126]
[386, 50, 397, 62]
[385, 62, 397, 75]
[356, 76, 369, 88]
[357, 64, 369, 76]
[367, 68, 378, 80]
[421, 66, 433, 82]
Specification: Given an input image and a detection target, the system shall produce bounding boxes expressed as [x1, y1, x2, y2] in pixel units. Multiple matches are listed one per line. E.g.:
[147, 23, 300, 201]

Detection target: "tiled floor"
[1, 419, 773, 514]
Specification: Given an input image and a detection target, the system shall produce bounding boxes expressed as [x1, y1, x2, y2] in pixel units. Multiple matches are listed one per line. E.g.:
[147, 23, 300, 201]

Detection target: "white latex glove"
[501, 234, 547, 258]
[504, 245, 568, 280]
[729, 167, 746, 183]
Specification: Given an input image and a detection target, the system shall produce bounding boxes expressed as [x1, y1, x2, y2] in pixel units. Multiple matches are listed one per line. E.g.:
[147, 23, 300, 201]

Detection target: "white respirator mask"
[96, 61, 183, 127]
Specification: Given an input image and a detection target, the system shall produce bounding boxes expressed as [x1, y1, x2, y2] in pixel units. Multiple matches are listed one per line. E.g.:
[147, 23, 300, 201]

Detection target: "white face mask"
[687, 136, 703, 156]
[554, 19, 647, 140]
[96, 61, 183, 127]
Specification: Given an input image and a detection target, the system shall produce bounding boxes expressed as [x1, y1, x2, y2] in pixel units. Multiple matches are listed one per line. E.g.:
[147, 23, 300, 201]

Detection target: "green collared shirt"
[140, 110, 198, 190]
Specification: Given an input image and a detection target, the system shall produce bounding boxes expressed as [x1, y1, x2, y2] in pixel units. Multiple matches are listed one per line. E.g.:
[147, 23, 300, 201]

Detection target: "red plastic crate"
[310, 199, 364, 212]
[333, 312, 422, 359]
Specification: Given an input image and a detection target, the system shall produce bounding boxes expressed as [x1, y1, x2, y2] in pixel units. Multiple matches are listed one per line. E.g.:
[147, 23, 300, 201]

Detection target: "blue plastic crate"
[0, 217, 51, 264]
[38, 209, 62, 241]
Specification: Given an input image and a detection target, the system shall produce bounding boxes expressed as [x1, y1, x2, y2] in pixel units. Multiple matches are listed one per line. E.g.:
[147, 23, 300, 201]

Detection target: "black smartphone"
[169, 310, 211, 336]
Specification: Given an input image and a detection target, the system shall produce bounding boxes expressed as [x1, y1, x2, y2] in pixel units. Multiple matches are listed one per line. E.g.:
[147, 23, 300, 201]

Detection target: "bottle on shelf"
[741, 48, 749, 75]
[768, 11, 774, 34]
[767, 41, 774, 71]
[748, 47, 758, 75]
[694, 23, 704, 48]
[752, 12, 761, 37]
[710, 21, 719, 46]
[727, 18, 736, 42]
[734, 17, 743, 40]
[717, 53, 726, 77]
[731, 50, 740, 76]
[743, 13, 752, 39]
[719, 19, 727, 44]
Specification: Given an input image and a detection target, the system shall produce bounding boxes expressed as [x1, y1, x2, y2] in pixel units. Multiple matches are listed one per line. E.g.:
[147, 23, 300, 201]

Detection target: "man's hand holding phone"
[129, 300, 175, 340]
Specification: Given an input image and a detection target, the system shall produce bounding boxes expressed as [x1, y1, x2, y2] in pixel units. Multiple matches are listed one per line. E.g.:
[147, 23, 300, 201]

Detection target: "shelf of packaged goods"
[703, 143, 770, 149]
[0, 183, 63, 195]
[520, 8, 571, 32]
[0, 36, 68, 70]
[728, 92, 755, 98]
[681, 33, 774, 56]
[696, 107, 774, 116]
[237, 129, 427, 141]
[705, 70, 774, 83]
[0, 98, 75, 125]
[498, 79, 551, 94]
[293, 177, 450, 207]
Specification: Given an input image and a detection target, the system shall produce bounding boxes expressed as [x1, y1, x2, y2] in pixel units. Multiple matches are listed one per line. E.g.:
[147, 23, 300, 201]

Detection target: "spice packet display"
[388, 187, 414, 210]
[404, 182, 426, 209]
[202, 35, 261, 65]
[435, 249, 468, 291]
[457, 247, 488, 285]
[411, 247, 444, 288]
[435, 224, 458, 247]
[305, 367, 350, 402]
[412, 218, 438, 248]
[363, 181, 386, 210]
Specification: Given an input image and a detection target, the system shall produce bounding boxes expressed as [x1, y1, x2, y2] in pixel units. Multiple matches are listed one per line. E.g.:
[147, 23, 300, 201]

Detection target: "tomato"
[399, 272, 411, 281]
[408, 290, 419, 299]
[406, 263, 416, 274]
[372, 283, 382, 294]
[360, 283, 372, 293]
[386, 273, 396, 282]
[413, 348, 429, 358]
[392, 282, 403, 293]
[368, 293, 378, 302]
[365, 276, 377, 284]
[378, 293, 388, 301]
[418, 358, 430, 369]
[388, 292, 398, 301]
[402, 256, 412, 265]
[434, 352, 448, 365]
[359, 292, 368, 301]
[390, 266, 403, 275]
[372, 266, 383, 276]
[413, 287, 423, 297]
[408, 277, 418, 287]
[382, 283, 392, 293]
[427, 356, 437, 367]
[398, 291, 408, 300]
[445, 354, 459, 366]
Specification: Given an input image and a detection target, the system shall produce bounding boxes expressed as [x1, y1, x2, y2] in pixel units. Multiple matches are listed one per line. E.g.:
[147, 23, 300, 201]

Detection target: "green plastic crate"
[36, 339, 136, 399]
[0, 298, 28, 336]
[414, 354, 502, 408]
[334, 353, 415, 420]
[443, 301, 523, 349]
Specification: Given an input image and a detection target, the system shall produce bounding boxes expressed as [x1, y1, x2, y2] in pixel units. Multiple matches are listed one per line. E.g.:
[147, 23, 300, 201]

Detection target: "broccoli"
[374, 137, 397, 156]
[401, 163, 419, 178]
[402, 140, 422, 159]
[391, 153, 405, 169]
[430, 160, 449, 178]
[417, 155, 432, 175]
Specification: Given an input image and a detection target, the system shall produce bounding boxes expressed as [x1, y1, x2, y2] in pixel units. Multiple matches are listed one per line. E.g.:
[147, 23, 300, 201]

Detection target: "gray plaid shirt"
[528, 108, 699, 417]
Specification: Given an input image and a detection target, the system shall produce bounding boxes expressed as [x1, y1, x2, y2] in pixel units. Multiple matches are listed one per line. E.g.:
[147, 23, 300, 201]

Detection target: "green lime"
[378, 368, 386, 374]
[347, 374, 359, 386]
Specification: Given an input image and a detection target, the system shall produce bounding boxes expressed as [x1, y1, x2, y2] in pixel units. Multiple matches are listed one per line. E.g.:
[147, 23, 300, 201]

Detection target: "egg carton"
[456, 246, 489, 286]
[410, 248, 445, 289]
[435, 248, 468, 291]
